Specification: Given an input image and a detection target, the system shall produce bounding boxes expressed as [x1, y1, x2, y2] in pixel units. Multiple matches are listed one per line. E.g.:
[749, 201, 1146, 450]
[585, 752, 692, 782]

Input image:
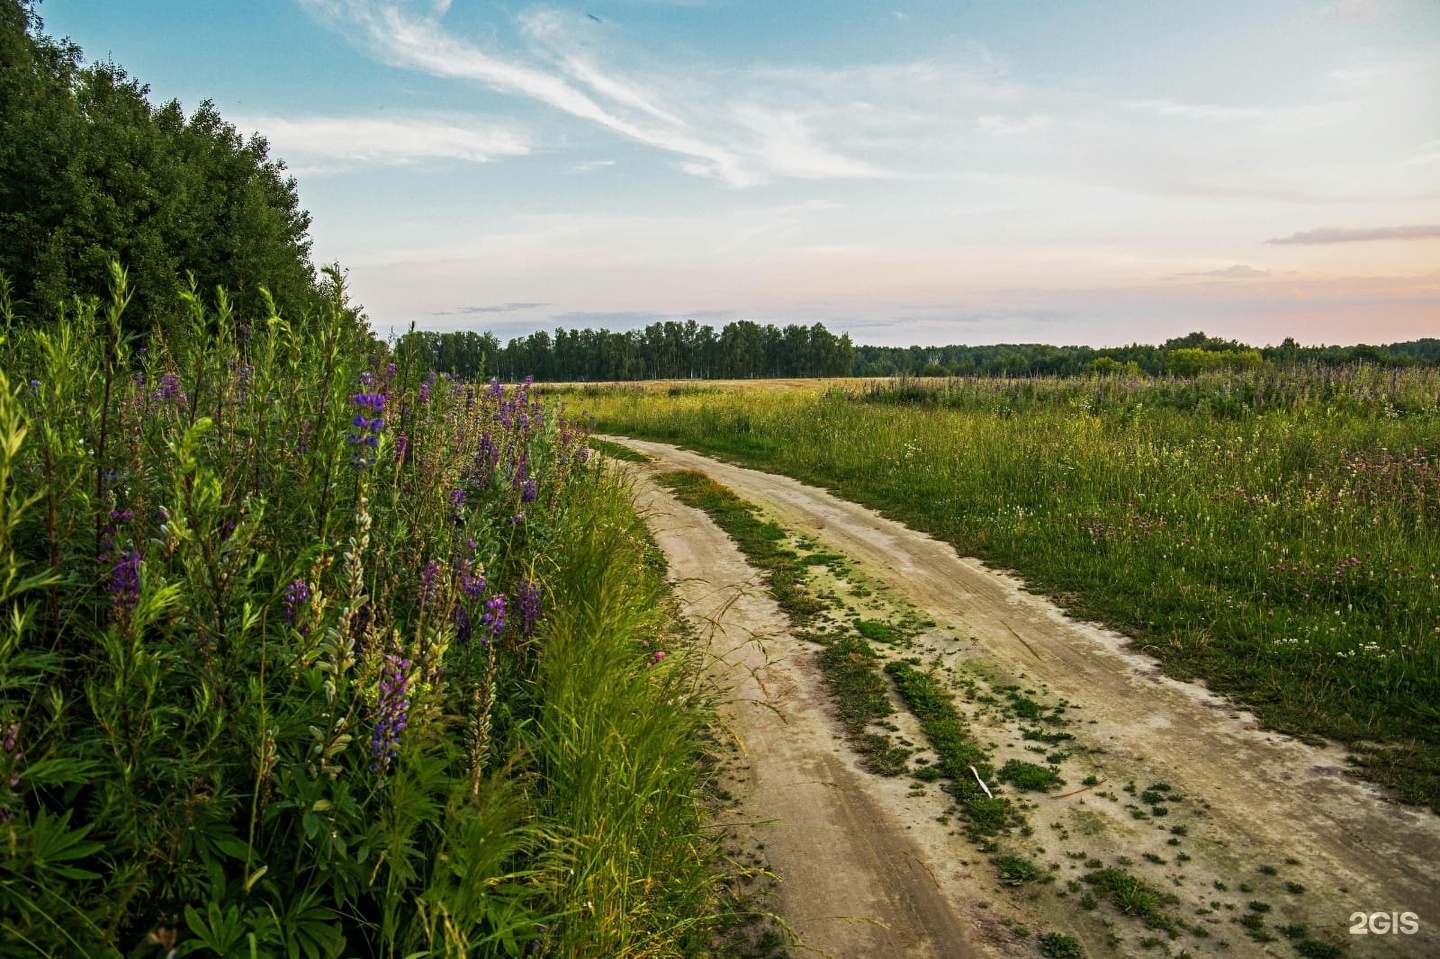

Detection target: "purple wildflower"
[371, 653, 411, 777]
[395, 433, 409, 463]
[2, 723, 21, 790]
[521, 478, 538, 503]
[111, 551, 141, 618]
[283, 579, 310, 621]
[449, 488, 466, 508]
[419, 381, 430, 403]
[348, 390, 386, 465]
[154, 372, 186, 404]
[480, 595, 506, 642]
[418, 560, 442, 607]
[457, 560, 486, 602]
[518, 581, 542, 636]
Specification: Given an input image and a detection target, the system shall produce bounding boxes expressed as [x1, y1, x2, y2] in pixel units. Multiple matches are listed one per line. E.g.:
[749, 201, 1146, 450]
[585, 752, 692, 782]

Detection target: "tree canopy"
[0, 0, 319, 331]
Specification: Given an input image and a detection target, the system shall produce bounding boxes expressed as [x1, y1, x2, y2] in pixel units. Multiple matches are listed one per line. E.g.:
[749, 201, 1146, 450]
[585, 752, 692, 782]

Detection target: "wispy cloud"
[1174, 264, 1271, 278]
[429, 302, 550, 315]
[1266, 224, 1440, 244]
[237, 113, 529, 173]
[975, 114, 1052, 137]
[298, 0, 906, 186]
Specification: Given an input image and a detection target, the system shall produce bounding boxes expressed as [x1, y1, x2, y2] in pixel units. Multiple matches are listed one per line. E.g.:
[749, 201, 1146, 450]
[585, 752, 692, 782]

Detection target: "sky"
[37, 0, 1440, 347]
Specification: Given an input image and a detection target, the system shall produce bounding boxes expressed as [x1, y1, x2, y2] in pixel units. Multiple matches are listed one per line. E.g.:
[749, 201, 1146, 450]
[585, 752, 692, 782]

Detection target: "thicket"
[0, 271, 721, 956]
[1, 1, 321, 336]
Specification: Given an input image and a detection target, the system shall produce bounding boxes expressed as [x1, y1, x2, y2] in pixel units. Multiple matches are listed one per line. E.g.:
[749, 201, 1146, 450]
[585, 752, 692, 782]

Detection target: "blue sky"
[38, 0, 1440, 346]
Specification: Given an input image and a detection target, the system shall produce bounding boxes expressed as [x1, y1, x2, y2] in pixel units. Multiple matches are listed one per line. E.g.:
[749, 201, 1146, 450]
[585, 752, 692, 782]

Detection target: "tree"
[0, 2, 318, 331]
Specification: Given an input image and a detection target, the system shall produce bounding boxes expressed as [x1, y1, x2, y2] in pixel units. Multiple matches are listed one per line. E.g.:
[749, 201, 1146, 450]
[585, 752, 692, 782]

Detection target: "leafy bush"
[0, 268, 720, 956]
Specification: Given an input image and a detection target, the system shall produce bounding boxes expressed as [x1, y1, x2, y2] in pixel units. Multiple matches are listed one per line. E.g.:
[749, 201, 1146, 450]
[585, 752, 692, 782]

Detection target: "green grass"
[1082, 868, 1179, 936]
[884, 660, 1021, 839]
[588, 436, 652, 462]
[998, 759, 1065, 792]
[581, 370, 1440, 809]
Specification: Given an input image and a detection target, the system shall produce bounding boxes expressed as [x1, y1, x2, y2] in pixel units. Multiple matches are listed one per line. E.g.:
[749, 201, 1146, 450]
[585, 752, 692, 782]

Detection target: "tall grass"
[0, 267, 721, 957]
[579, 368, 1440, 809]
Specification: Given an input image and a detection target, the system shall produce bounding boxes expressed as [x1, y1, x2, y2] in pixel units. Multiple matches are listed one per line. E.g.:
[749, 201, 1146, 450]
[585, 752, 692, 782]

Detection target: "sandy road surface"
[615, 437, 1440, 959]
[631, 469, 981, 958]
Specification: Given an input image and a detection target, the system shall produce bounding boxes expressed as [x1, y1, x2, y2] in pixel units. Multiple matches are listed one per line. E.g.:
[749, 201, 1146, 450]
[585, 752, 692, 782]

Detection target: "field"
[569, 367, 1440, 811]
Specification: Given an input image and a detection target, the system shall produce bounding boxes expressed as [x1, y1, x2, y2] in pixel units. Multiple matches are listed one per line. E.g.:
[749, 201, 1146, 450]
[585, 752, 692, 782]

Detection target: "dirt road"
[616, 437, 1440, 959]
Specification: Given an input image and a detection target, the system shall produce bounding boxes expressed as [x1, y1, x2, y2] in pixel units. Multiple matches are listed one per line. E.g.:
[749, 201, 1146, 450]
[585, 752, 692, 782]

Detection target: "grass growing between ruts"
[657, 470, 907, 775]
[578, 370, 1440, 810]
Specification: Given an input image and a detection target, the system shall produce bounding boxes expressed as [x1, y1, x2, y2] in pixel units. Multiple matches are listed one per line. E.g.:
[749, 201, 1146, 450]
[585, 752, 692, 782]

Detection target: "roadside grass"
[581, 369, 1440, 810]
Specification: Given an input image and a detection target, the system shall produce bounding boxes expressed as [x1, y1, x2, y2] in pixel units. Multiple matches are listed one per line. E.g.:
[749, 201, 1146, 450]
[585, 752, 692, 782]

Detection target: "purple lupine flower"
[476, 432, 498, 478]
[459, 564, 486, 602]
[487, 377, 503, 399]
[452, 606, 472, 642]
[2, 723, 21, 790]
[480, 595, 506, 643]
[283, 579, 310, 621]
[418, 560, 442, 607]
[348, 390, 386, 466]
[419, 381, 430, 403]
[111, 550, 141, 617]
[518, 581, 542, 636]
[154, 372, 186, 403]
[371, 653, 411, 777]
[449, 488, 466, 508]
[521, 478, 538, 503]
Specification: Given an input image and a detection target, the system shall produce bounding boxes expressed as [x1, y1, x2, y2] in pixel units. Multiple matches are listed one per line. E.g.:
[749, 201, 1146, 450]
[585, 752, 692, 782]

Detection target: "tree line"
[1, 0, 332, 334]
[396, 320, 857, 382]
[399, 322, 1440, 382]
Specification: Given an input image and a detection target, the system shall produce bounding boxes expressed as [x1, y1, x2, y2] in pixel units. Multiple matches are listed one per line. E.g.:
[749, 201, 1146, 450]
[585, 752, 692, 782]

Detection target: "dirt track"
[616, 437, 1440, 959]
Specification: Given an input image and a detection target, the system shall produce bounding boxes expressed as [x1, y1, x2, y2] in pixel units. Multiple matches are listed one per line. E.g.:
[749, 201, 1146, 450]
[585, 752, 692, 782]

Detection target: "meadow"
[0, 268, 725, 958]
[574, 365, 1440, 810]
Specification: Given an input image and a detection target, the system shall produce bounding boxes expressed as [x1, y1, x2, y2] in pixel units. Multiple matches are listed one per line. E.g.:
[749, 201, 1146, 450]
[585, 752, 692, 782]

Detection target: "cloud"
[429, 302, 550, 315]
[1174, 265, 1271, 278]
[1266, 224, 1440, 244]
[571, 159, 617, 172]
[1312, 0, 1393, 21]
[237, 113, 529, 172]
[1126, 99, 1274, 122]
[299, 0, 900, 186]
[975, 114, 1052, 137]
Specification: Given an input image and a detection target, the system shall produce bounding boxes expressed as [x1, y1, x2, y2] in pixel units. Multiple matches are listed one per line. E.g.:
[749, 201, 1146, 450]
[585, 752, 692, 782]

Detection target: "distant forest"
[396, 321, 1440, 381]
